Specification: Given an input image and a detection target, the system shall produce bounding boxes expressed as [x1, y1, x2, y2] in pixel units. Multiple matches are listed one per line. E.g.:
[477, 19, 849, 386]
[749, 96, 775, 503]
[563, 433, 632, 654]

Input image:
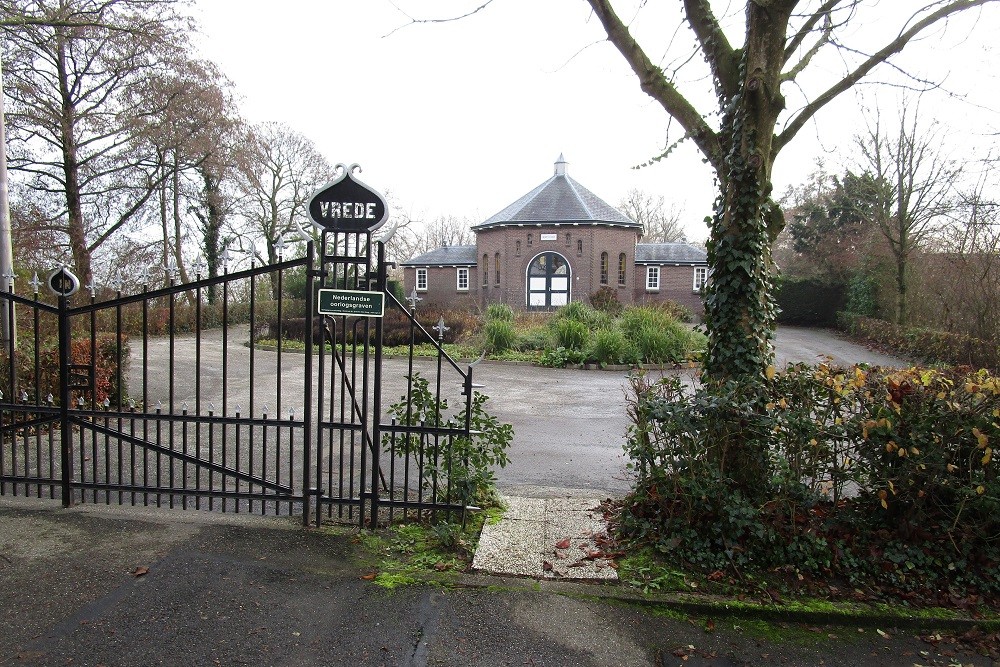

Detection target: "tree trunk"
[56, 31, 91, 286]
[703, 2, 790, 382]
[172, 152, 190, 285]
[200, 167, 224, 304]
[701, 2, 793, 493]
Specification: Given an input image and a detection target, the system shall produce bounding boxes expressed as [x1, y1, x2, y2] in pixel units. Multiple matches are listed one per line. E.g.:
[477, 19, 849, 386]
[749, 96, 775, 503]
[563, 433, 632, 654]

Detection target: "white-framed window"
[457, 267, 469, 291]
[416, 268, 428, 292]
[693, 266, 709, 291]
[646, 266, 660, 291]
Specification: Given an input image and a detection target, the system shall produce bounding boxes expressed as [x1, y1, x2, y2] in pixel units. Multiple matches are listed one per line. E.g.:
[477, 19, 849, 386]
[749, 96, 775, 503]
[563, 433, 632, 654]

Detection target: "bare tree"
[128, 57, 243, 292]
[912, 176, 1000, 342]
[234, 122, 333, 297]
[854, 106, 960, 325]
[0, 0, 193, 285]
[619, 188, 686, 243]
[583, 0, 997, 387]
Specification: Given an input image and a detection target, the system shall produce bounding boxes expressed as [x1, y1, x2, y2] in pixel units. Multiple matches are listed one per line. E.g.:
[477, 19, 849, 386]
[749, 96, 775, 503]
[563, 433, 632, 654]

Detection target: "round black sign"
[47, 266, 80, 297]
[308, 163, 388, 233]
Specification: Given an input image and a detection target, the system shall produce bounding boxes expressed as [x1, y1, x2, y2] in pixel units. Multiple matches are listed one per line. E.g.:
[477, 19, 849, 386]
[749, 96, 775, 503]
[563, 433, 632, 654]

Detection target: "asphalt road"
[130, 326, 911, 498]
[4, 498, 987, 667]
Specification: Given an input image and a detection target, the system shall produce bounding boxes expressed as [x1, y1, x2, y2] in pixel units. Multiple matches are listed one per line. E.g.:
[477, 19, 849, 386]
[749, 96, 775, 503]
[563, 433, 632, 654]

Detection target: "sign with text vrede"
[307, 163, 388, 233]
[309, 164, 388, 318]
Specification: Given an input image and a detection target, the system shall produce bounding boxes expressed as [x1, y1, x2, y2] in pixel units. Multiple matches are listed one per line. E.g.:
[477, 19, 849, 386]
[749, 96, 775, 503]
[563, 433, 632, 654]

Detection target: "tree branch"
[774, 0, 999, 156]
[584, 0, 722, 170]
[783, 0, 844, 63]
[682, 0, 739, 97]
[781, 12, 833, 82]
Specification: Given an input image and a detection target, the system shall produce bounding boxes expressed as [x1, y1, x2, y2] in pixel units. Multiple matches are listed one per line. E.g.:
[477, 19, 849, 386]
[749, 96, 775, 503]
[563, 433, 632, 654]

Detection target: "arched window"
[494, 252, 501, 284]
[618, 253, 627, 286]
[576, 239, 583, 256]
[516, 240, 521, 256]
[482, 254, 489, 287]
[600, 252, 609, 285]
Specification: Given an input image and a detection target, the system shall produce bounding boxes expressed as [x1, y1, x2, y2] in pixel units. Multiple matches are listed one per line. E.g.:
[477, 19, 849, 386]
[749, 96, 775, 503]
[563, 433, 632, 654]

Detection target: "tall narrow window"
[416, 268, 428, 291]
[565, 232, 571, 246]
[457, 267, 469, 291]
[527, 233, 533, 247]
[618, 253, 627, 286]
[516, 240, 521, 256]
[494, 252, 501, 284]
[482, 255, 489, 287]
[646, 266, 660, 291]
[600, 252, 609, 285]
[576, 239, 583, 256]
[693, 266, 709, 291]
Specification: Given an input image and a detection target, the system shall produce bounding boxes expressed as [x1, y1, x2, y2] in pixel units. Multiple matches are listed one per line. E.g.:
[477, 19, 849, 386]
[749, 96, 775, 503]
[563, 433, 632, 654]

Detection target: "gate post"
[302, 241, 315, 527]
[58, 293, 73, 507]
[369, 240, 386, 526]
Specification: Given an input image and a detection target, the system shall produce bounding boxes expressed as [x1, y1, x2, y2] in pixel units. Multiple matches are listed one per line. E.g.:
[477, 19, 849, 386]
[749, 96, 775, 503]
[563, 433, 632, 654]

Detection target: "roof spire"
[554, 153, 568, 176]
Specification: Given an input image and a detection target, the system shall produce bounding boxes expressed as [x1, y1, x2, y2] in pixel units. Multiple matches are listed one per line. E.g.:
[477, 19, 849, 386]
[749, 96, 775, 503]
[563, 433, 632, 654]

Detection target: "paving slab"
[471, 495, 618, 581]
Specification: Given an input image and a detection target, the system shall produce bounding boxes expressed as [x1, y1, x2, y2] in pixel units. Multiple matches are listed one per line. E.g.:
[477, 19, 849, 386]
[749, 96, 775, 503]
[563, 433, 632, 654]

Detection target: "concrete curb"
[449, 573, 999, 632]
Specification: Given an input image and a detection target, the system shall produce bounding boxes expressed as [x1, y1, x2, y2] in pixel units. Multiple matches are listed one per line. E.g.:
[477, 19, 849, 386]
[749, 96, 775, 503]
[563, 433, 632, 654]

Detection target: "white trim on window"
[646, 265, 660, 291]
[457, 267, 469, 291]
[416, 268, 428, 292]
[693, 266, 708, 291]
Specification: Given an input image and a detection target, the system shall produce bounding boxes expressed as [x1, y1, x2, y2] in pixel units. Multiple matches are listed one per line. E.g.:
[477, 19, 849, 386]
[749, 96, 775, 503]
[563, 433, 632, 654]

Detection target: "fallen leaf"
[704, 619, 715, 633]
[542, 560, 553, 571]
[360, 572, 377, 581]
[554, 538, 571, 549]
[131, 566, 149, 577]
[877, 629, 891, 639]
[433, 561, 450, 571]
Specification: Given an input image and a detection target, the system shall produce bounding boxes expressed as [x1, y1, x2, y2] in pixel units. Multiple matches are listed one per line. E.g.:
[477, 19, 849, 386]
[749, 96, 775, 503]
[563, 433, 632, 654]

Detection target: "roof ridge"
[563, 175, 595, 220]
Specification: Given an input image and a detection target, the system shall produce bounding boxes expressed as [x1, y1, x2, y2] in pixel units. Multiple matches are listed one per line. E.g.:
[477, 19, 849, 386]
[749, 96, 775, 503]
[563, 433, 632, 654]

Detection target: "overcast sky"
[192, 1, 1000, 243]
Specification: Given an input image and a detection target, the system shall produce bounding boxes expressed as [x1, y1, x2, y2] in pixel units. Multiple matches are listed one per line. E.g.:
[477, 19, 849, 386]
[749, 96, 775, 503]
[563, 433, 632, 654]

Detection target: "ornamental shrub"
[551, 317, 589, 352]
[621, 364, 1000, 598]
[589, 326, 638, 366]
[483, 318, 517, 353]
[383, 372, 512, 512]
[484, 302, 515, 323]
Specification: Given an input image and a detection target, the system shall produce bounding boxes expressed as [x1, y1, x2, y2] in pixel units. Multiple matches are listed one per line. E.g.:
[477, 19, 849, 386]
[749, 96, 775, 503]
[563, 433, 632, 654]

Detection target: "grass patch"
[351, 514, 491, 590]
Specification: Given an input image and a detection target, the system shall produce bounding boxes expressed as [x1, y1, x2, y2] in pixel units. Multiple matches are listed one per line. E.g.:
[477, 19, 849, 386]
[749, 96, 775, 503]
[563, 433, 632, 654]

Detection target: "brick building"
[401, 156, 708, 315]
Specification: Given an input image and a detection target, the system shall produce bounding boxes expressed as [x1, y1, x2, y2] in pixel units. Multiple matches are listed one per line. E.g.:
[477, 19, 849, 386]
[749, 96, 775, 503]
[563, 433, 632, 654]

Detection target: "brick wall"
[633, 265, 705, 318]
[474, 225, 640, 310]
[402, 265, 479, 311]
[403, 225, 705, 315]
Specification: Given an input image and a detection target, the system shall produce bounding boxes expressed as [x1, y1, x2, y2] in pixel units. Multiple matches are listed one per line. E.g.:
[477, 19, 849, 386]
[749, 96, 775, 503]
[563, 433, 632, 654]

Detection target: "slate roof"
[471, 155, 640, 230]
[400, 245, 477, 267]
[634, 243, 707, 265]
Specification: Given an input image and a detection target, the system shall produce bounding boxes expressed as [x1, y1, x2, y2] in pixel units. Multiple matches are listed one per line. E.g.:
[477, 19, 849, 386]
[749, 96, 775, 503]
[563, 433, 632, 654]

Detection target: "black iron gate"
[0, 233, 475, 527]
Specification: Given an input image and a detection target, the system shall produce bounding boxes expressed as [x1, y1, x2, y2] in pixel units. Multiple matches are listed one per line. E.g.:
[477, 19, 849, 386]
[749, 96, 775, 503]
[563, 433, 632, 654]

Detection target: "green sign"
[317, 289, 384, 317]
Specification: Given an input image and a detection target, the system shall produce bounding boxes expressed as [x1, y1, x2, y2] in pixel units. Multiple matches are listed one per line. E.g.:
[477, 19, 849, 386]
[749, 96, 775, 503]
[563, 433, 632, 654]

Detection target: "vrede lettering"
[318, 201, 377, 220]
